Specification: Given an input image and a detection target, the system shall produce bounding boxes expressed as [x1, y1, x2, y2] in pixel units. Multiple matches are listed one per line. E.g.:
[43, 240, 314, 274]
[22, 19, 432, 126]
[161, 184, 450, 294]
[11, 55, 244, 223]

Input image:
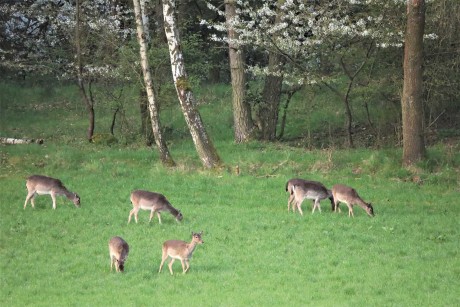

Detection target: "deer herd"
[23, 174, 375, 275]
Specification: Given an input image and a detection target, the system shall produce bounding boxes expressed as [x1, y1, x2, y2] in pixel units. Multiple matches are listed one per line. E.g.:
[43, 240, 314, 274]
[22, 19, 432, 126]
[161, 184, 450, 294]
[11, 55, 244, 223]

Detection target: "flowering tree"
[1, 0, 134, 140]
[203, 0, 408, 143]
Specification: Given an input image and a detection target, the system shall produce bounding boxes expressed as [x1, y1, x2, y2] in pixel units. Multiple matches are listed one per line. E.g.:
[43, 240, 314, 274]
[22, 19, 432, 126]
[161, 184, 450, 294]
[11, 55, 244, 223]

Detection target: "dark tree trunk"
[139, 89, 154, 146]
[257, 51, 284, 141]
[75, 0, 95, 142]
[402, 0, 426, 165]
[225, 0, 253, 143]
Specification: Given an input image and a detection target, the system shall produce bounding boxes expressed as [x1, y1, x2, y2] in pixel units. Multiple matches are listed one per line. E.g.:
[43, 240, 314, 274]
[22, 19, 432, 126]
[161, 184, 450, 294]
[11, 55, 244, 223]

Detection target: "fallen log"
[0, 137, 44, 144]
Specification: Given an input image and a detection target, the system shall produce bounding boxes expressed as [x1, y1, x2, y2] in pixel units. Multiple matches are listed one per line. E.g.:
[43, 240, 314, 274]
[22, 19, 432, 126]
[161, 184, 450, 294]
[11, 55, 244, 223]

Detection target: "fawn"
[158, 231, 204, 275]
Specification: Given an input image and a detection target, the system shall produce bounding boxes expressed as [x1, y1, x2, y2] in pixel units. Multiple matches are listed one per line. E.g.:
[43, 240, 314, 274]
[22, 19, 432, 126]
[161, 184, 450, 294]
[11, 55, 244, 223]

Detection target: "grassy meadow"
[0, 82, 459, 306]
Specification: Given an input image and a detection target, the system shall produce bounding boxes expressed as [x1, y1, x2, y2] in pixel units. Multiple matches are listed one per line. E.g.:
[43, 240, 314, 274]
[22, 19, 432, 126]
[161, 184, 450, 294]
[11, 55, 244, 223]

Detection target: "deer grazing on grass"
[109, 236, 129, 272]
[332, 184, 374, 217]
[24, 175, 80, 209]
[128, 190, 183, 224]
[159, 231, 204, 275]
[286, 178, 334, 215]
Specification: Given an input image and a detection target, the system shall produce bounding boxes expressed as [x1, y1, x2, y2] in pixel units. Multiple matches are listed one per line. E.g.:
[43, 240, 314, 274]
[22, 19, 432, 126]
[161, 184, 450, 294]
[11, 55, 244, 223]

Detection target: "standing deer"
[159, 231, 204, 275]
[286, 178, 334, 214]
[24, 175, 80, 209]
[291, 181, 333, 215]
[332, 184, 374, 217]
[109, 236, 129, 272]
[128, 190, 183, 224]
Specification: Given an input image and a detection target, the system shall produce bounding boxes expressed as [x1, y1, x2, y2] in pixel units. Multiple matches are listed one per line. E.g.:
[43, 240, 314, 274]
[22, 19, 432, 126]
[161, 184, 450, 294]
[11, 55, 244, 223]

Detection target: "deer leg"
[149, 209, 155, 222]
[334, 200, 341, 213]
[288, 194, 294, 212]
[24, 191, 35, 209]
[128, 208, 137, 223]
[158, 252, 167, 273]
[180, 259, 188, 274]
[156, 212, 162, 224]
[347, 204, 354, 217]
[31, 194, 38, 208]
[183, 260, 190, 273]
[296, 200, 304, 216]
[50, 193, 57, 209]
[110, 256, 114, 271]
[168, 259, 175, 275]
[311, 200, 316, 213]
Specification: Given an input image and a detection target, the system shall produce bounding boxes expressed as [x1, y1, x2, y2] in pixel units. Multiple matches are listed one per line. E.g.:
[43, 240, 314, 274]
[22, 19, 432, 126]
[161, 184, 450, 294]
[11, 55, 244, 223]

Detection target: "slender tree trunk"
[162, 0, 222, 169]
[402, 0, 426, 165]
[225, 0, 253, 143]
[139, 89, 154, 146]
[133, 0, 175, 166]
[75, 0, 94, 142]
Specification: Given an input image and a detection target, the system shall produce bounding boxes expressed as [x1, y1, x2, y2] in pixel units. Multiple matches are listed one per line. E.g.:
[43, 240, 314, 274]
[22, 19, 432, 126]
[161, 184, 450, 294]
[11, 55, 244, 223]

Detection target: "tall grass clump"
[0, 82, 459, 306]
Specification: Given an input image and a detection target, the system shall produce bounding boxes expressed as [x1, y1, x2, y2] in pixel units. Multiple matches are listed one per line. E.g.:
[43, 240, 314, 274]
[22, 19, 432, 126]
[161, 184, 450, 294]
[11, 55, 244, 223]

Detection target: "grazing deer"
[109, 236, 129, 272]
[159, 231, 204, 275]
[332, 184, 374, 217]
[128, 190, 183, 224]
[286, 178, 334, 214]
[291, 181, 333, 215]
[24, 175, 80, 210]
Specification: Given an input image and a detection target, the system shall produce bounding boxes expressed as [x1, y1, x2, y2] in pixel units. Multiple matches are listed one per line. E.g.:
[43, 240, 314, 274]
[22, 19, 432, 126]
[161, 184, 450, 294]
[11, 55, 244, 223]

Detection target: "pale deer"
[332, 184, 374, 217]
[159, 231, 204, 275]
[291, 181, 333, 215]
[24, 175, 80, 210]
[286, 178, 334, 213]
[109, 236, 129, 272]
[128, 190, 183, 224]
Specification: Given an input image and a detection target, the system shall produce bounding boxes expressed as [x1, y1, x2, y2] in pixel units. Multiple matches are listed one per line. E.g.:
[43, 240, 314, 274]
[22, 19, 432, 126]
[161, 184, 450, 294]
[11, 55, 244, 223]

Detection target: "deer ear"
[200, 230, 204, 235]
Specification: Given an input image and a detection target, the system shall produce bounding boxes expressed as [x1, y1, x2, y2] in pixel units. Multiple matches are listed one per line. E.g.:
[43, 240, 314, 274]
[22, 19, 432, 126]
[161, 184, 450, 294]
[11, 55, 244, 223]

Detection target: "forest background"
[0, 1, 459, 306]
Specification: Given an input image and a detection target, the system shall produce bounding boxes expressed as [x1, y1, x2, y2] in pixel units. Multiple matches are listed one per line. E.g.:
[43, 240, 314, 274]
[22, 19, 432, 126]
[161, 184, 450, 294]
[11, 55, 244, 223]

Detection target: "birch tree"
[133, 0, 175, 166]
[162, 0, 222, 168]
[402, 0, 426, 165]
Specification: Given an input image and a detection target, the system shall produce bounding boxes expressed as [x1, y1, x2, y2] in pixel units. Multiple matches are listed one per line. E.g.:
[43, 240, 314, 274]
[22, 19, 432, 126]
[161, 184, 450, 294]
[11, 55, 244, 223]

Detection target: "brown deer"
[158, 231, 204, 275]
[286, 178, 334, 213]
[332, 184, 374, 217]
[109, 236, 129, 272]
[24, 175, 80, 209]
[291, 181, 333, 215]
[128, 190, 183, 224]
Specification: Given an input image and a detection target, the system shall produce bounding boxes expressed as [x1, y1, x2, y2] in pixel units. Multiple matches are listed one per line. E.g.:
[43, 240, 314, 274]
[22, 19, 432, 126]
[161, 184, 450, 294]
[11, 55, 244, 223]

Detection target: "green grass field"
[0, 82, 459, 306]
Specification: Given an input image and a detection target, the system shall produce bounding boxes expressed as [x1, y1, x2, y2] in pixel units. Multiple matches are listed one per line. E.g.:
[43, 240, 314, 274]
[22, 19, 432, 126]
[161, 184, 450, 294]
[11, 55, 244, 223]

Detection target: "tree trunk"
[402, 0, 426, 165]
[139, 89, 154, 146]
[75, 0, 95, 142]
[257, 51, 284, 141]
[133, 0, 175, 166]
[225, 0, 253, 143]
[162, 0, 222, 169]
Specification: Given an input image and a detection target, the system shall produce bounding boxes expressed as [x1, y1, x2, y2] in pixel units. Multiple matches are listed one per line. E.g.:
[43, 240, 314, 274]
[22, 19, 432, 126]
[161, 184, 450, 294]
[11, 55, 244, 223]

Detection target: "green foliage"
[91, 133, 118, 145]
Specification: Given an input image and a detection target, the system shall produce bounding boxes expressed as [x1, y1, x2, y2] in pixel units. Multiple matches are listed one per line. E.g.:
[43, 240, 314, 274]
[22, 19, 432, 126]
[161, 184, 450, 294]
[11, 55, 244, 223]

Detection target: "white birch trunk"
[140, 0, 150, 43]
[162, 0, 221, 168]
[0, 137, 43, 144]
[133, 0, 174, 166]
